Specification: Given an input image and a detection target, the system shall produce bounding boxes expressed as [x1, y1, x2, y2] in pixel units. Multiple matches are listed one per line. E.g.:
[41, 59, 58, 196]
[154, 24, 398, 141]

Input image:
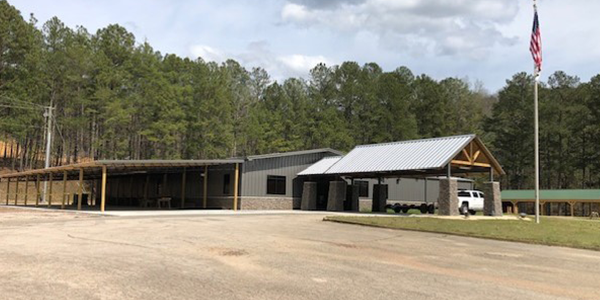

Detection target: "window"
[223, 174, 231, 194]
[267, 175, 286, 195]
[478, 192, 485, 198]
[356, 180, 369, 197]
[458, 191, 471, 197]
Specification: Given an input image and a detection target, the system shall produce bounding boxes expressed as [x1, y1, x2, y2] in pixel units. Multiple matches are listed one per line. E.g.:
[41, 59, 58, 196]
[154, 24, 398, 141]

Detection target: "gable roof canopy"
[298, 156, 342, 176]
[299, 134, 504, 178]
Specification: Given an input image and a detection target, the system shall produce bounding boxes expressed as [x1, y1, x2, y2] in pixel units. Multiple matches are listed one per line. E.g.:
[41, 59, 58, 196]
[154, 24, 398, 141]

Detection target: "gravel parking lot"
[0, 207, 599, 300]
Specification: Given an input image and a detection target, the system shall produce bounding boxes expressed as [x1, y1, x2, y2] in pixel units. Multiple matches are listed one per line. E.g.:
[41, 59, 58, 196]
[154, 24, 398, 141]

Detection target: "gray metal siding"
[242, 152, 339, 198]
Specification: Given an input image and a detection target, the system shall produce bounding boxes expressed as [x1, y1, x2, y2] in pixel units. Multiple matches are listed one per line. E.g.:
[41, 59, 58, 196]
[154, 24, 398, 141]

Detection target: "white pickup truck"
[457, 189, 484, 215]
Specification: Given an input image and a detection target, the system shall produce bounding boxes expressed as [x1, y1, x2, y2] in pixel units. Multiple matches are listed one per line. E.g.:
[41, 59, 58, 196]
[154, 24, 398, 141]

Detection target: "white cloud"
[277, 54, 331, 74]
[281, 3, 309, 22]
[189, 45, 227, 63]
[281, 0, 519, 59]
[189, 42, 332, 81]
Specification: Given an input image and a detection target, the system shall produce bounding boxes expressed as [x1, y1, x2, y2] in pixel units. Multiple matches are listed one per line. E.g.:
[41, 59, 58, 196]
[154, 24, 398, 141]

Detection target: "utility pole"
[42, 105, 53, 203]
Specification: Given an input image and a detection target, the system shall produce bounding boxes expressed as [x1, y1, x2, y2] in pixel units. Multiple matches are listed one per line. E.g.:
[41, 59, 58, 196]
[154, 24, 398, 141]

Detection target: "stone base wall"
[359, 199, 372, 212]
[327, 181, 347, 211]
[483, 181, 502, 216]
[438, 178, 459, 216]
[240, 197, 294, 210]
[372, 184, 388, 212]
[301, 181, 317, 210]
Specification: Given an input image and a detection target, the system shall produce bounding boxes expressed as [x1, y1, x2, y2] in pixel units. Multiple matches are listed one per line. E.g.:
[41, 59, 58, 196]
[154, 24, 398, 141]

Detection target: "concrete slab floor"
[0, 207, 598, 300]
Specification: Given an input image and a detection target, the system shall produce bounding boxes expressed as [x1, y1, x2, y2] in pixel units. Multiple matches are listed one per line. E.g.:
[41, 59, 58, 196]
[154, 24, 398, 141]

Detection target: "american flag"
[530, 7, 542, 74]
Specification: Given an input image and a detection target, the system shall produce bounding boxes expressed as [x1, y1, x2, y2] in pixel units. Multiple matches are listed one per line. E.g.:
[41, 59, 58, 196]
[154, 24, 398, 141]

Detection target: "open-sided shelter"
[0, 148, 342, 211]
[298, 134, 505, 216]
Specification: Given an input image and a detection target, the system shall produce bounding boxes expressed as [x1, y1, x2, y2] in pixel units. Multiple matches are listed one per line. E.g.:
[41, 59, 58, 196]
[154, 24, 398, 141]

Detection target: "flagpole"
[534, 72, 540, 224]
[533, 0, 540, 224]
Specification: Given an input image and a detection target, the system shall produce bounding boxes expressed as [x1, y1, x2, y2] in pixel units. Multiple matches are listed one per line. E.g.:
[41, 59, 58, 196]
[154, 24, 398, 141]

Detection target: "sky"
[10, 0, 600, 92]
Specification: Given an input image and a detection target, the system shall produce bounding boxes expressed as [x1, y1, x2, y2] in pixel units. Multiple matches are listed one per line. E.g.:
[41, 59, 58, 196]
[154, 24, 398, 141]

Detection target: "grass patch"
[324, 216, 600, 251]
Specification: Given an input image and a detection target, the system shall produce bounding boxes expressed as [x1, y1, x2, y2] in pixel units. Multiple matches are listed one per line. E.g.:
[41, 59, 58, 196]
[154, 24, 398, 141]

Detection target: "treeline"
[1, 1, 600, 190]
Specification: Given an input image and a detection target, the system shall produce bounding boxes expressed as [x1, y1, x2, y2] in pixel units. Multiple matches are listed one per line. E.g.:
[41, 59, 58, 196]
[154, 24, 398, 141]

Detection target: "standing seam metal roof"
[324, 134, 475, 175]
[244, 148, 343, 160]
[297, 156, 342, 176]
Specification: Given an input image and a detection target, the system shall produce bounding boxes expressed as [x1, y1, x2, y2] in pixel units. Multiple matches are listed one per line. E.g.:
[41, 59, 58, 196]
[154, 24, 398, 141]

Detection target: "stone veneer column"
[347, 184, 359, 212]
[327, 181, 347, 211]
[438, 177, 459, 216]
[301, 182, 317, 210]
[483, 181, 502, 216]
[372, 184, 388, 212]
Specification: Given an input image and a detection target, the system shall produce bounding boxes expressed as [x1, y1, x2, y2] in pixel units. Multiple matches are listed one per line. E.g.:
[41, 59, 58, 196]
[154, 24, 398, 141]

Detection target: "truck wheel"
[427, 204, 435, 214]
[393, 205, 402, 213]
[401, 205, 409, 213]
[419, 204, 428, 214]
[468, 209, 476, 215]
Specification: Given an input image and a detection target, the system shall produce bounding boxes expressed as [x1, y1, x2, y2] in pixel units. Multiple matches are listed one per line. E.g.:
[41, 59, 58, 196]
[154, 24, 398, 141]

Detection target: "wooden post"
[540, 201, 546, 216]
[77, 168, 84, 210]
[569, 201, 576, 217]
[5, 178, 9, 205]
[62, 171, 67, 209]
[511, 201, 519, 214]
[14, 178, 19, 205]
[233, 163, 239, 211]
[35, 175, 40, 207]
[180, 167, 187, 209]
[101, 166, 107, 212]
[48, 173, 53, 208]
[203, 166, 208, 208]
[24, 176, 29, 206]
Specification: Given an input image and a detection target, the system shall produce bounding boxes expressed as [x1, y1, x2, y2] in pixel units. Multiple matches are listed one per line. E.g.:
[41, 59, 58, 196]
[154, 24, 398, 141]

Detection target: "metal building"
[0, 149, 342, 211]
[0, 135, 502, 213]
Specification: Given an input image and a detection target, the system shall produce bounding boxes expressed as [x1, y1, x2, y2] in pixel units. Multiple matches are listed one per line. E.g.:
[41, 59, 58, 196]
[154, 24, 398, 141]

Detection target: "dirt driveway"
[0, 207, 598, 300]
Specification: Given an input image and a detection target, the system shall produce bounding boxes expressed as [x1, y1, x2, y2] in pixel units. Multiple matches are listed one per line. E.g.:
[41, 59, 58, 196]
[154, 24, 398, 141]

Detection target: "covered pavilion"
[0, 159, 243, 212]
[299, 134, 506, 215]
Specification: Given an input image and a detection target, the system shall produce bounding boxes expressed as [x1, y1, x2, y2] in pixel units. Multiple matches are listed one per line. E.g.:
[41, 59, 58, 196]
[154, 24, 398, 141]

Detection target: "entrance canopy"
[299, 134, 504, 178]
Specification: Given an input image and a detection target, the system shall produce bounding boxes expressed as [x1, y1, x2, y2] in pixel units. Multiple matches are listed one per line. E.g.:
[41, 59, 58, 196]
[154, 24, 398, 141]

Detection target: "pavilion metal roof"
[299, 134, 504, 178]
[297, 156, 342, 176]
[325, 135, 475, 175]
